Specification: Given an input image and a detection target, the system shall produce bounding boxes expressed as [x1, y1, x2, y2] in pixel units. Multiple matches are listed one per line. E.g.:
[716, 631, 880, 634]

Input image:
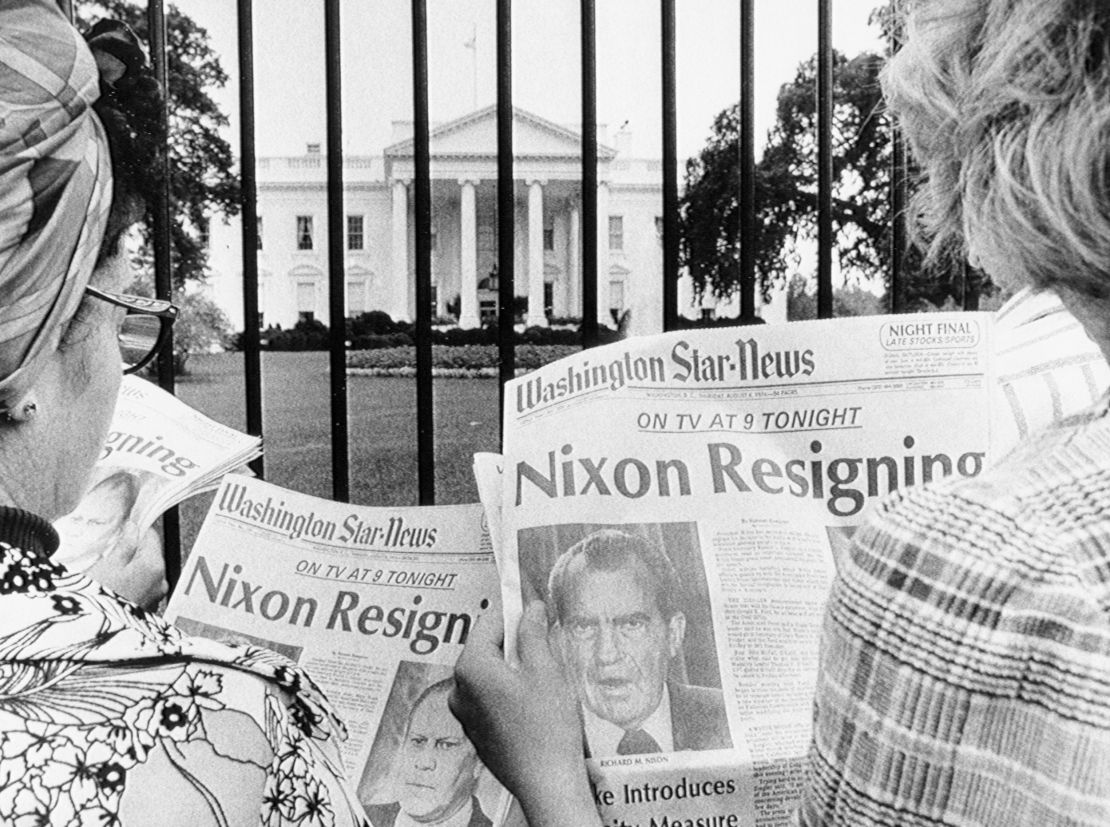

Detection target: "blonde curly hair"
[884, 0, 1110, 297]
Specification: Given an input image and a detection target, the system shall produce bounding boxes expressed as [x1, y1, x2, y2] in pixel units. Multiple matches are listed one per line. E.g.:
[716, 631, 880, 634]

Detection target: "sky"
[173, 0, 885, 162]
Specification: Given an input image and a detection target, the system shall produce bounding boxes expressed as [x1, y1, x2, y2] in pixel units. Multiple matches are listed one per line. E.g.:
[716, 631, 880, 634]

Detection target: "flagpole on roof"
[464, 23, 478, 109]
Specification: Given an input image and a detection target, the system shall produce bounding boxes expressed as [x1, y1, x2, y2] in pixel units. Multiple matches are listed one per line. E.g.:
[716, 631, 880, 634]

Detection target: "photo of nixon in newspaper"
[519, 523, 731, 759]
[54, 467, 151, 573]
[53, 375, 261, 573]
[359, 661, 496, 827]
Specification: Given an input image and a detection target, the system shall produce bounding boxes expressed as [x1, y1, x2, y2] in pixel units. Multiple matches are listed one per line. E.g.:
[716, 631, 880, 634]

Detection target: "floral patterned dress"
[0, 507, 370, 827]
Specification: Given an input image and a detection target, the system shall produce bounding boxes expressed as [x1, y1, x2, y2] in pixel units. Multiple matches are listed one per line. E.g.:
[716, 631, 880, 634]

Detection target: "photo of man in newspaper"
[361, 663, 493, 827]
[522, 524, 732, 758]
[54, 468, 144, 572]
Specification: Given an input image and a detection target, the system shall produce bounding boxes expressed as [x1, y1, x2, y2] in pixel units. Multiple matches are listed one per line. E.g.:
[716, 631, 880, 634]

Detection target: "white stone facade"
[206, 106, 724, 337]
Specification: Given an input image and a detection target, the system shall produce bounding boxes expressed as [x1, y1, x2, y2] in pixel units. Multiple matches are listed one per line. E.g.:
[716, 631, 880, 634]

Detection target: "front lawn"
[173, 351, 502, 554]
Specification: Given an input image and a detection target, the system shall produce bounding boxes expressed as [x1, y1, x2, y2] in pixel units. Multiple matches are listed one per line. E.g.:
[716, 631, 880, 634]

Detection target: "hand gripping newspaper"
[478, 312, 997, 827]
[164, 475, 513, 827]
[53, 375, 262, 573]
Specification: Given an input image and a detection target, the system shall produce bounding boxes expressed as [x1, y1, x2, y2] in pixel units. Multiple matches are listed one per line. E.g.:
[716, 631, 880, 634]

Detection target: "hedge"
[347, 344, 581, 376]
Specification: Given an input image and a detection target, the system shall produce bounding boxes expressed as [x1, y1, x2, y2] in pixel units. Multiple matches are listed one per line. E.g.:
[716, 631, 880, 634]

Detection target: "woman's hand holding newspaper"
[452, 600, 601, 827]
[88, 525, 168, 609]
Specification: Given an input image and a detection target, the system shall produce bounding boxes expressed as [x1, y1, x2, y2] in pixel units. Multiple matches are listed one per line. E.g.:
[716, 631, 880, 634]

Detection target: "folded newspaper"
[164, 475, 513, 827]
[53, 375, 262, 573]
[479, 312, 1000, 827]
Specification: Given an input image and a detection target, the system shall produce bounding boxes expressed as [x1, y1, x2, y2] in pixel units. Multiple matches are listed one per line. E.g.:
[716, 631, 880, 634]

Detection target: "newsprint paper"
[483, 312, 994, 827]
[53, 375, 262, 573]
[164, 475, 512, 827]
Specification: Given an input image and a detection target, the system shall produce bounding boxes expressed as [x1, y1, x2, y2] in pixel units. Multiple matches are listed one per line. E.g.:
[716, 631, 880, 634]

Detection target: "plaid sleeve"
[799, 473, 1110, 826]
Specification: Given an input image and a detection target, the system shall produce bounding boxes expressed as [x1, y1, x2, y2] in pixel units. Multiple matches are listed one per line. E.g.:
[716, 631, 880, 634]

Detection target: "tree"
[170, 291, 235, 373]
[125, 277, 233, 373]
[78, 0, 239, 287]
[680, 45, 979, 311]
[786, 275, 885, 320]
[680, 51, 891, 301]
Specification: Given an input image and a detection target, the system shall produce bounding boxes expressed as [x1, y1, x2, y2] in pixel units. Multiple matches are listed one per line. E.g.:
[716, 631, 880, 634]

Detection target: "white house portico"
[206, 105, 704, 337]
[384, 106, 620, 329]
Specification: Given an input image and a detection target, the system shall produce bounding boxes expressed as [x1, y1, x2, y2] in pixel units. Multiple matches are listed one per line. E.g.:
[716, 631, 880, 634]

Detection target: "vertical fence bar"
[660, 0, 679, 331]
[816, 0, 833, 318]
[237, 0, 264, 477]
[739, 0, 755, 319]
[147, 0, 181, 585]
[962, 262, 980, 310]
[889, 19, 907, 314]
[890, 129, 907, 312]
[324, 0, 349, 502]
[412, 0, 435, 504]
[496, 0, 516, 418]
[580, 0, 599, 346]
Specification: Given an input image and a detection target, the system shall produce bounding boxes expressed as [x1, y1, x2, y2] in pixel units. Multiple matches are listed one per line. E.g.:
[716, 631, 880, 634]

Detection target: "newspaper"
[486, 312, 995, 827]
[164, 475, 513, 827]
[53, 375, 262, 573]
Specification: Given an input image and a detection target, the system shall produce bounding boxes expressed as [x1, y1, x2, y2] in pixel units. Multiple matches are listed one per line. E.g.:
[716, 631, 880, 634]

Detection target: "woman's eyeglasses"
[84, 286, 179, 374]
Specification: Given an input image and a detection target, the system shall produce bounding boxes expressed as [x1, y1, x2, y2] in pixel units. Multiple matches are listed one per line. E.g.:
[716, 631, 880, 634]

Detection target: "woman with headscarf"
[0, 3, 368, 824]
[450, 1, 1110, 825]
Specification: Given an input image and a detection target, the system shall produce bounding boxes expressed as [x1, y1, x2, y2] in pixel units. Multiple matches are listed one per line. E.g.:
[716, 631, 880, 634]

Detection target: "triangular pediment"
[385, 105, 617, 161]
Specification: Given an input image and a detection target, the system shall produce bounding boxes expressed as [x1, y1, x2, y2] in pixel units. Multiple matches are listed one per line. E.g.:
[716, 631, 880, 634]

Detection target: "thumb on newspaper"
[516, 599, 557, 671]
[463, 598, 505, 656]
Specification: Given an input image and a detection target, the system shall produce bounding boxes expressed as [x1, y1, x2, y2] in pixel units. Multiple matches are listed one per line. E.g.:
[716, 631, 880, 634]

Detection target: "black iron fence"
[66, 0, 913, 583]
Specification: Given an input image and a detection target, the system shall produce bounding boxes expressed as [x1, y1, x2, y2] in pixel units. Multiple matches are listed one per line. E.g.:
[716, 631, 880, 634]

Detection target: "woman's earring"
[0, 400, 38, 423]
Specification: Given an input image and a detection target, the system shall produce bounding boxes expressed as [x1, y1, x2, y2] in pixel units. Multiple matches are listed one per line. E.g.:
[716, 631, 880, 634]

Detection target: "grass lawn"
[173, 351, 501, 552]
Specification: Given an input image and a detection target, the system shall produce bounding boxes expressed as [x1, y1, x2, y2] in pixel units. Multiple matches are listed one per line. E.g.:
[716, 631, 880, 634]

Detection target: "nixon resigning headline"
[514, 435, 986, 518]
[182, 554, 490, 656]
[175, 481, 493, 655]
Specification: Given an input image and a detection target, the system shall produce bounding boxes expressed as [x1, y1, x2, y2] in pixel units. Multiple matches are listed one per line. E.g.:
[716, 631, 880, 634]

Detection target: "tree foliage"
[680, 51, 891, 303]
[679, 42, 978, 311]
[78, 0, 239, 286]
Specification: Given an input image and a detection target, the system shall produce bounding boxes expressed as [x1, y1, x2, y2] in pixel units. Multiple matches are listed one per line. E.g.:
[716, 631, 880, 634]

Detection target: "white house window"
[347, 215, 364, 251]
[543, 225, 554, 251]
[306, 142, 321, 154]
[654, 215, 664, 241]
[198, 218, 210, 250]
[609, 279, 625, 314]
[347, 280, 366, 315]
[296, 281, 316, 322]
[608, 215, 624, 251]
[296, 215, 314, 250]
[256, 215, 263, 250]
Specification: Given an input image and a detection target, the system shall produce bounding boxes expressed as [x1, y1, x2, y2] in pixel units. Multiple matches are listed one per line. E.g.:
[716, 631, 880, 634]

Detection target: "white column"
[596, 181, 611, 326]
[567, 203, 580, 320]
[526, 179, 547, 327]
[458, 179, 480, 328]
[390, 180, 410, 321]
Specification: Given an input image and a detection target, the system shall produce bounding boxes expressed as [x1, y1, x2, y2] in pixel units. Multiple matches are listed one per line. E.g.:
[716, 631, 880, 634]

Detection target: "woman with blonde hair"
[451, 1, 1110, 824]
[0, 2, 367, 823]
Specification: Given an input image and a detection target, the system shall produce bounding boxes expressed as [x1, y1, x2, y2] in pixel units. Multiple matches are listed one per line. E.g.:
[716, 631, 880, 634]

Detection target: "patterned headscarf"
[0, 0, 113, 411]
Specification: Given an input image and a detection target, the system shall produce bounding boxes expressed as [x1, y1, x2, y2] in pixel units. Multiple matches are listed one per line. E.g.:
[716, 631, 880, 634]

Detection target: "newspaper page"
[164, 475, 512, 827]
[493, 312, 995, 827]
[53, 375, 262, 572]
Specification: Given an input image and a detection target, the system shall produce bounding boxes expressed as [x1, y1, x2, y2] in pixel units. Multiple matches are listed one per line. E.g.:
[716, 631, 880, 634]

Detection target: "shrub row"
[256, 312, 620, 352]
[346, 344, 581, 376]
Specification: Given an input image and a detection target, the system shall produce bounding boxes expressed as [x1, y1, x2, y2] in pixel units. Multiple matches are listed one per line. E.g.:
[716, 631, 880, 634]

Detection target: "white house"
[205, 105, 745, 336]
